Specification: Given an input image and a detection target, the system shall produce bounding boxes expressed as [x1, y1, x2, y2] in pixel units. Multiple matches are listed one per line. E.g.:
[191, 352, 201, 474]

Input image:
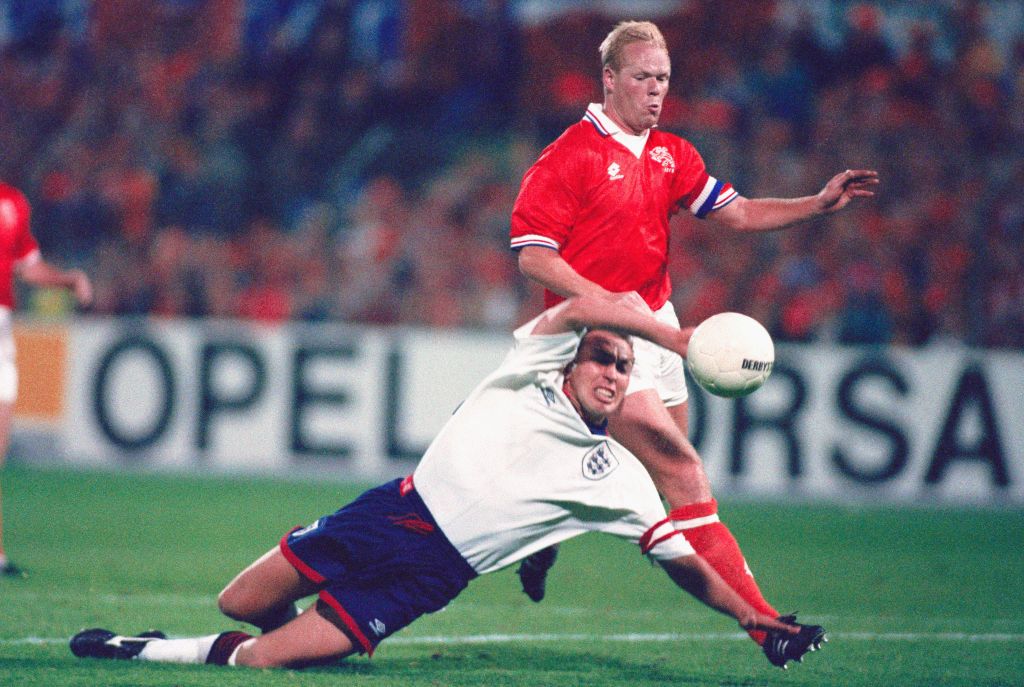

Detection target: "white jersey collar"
[583, 103, 650, 158]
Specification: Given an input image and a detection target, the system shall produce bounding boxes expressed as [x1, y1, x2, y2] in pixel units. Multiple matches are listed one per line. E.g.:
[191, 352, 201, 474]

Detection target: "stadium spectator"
[508, 20, 877, 646]
[834, 3, 897, 83]
[69, 294, 824, 670]
[0, 1, 1021, 349]
[0, 182, 92, 577]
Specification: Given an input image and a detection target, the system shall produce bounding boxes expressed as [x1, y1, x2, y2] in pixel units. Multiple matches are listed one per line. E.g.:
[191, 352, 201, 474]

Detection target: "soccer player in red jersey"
[510, 20, 878, 652]
[0, 182, 93, 577]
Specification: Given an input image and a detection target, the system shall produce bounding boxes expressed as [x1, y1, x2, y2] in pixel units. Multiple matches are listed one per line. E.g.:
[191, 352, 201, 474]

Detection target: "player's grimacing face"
[565, 331, 634, 424]
[603, 42, 671, 135]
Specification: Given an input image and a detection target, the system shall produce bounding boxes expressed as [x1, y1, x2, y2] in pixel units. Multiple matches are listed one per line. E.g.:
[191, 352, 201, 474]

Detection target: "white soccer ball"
[686, 312, 774, 398]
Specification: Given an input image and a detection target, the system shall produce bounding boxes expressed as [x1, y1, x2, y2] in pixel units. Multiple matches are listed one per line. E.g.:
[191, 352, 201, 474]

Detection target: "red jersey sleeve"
[0, 183, 39, 262]
[510, 140, 582, 252]
[0, 182, 41, 308]
[670, 141, 738, 218]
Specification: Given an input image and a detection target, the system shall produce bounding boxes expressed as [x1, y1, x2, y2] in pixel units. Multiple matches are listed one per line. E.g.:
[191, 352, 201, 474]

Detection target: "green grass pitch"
[2, 464, 1022, 686]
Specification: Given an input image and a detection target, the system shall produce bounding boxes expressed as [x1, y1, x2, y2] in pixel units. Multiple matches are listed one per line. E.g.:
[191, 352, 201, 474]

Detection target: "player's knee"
[216, 589, 237, 618]
[217, 585, 250, 621]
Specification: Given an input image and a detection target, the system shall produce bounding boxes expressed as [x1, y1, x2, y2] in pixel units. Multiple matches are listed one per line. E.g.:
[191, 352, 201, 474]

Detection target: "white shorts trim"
[0, 308, 16, 403]
[671, 513, 720, 529]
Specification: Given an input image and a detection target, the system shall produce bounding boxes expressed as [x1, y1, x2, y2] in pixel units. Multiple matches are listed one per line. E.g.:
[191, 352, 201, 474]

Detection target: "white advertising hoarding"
[54, 318, 1023, 504]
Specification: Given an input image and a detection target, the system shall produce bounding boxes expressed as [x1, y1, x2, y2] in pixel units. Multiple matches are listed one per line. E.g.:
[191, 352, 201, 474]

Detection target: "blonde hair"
[599, 21, 668, 71]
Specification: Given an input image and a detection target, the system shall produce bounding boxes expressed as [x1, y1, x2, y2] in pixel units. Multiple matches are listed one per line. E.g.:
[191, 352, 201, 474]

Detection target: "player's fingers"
[838, 175, 879, 198]
[625, 292, 647, 309]
[846, 169, 879, 183]
[76, 275, 94, 306]
[761, 616, 801, 634]
[739, 613, 797, 633]
[834, 169, 877, 184]
[612, 290, 651, 313]
[677, 326, 696, 356]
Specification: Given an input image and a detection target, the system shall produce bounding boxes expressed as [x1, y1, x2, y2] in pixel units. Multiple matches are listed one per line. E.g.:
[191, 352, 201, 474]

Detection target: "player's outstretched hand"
[737, 611, 799, 635]
[761, 613, 828, 670]
[70, 269, 93, 307]
[607, 290, 653, 314]
[817, 169, 879, 214]
[677, 326, 696, 358]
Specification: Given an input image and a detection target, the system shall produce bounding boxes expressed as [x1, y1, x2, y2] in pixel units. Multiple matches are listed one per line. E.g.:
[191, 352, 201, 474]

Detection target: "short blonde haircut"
[598, 21, 668, 71]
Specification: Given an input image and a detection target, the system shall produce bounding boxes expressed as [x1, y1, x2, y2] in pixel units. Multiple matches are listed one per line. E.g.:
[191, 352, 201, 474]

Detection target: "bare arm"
[518, 246, 655, 322]
[711, 169, 879, 232]
[17, 256, 93, 307]
[530, 295, 689, 357]
[517, 246, 614, 300]
[661, 554, 797, 634]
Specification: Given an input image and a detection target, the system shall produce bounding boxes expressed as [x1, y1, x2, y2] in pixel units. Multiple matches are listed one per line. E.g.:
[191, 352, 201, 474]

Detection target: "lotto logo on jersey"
[607, 162, 624, 180]
[649, 146, 676, 172]
[582, 442, 619, 480]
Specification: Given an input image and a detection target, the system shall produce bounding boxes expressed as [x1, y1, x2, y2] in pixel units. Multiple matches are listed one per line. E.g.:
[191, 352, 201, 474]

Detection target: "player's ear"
[602, 65, 615, 92]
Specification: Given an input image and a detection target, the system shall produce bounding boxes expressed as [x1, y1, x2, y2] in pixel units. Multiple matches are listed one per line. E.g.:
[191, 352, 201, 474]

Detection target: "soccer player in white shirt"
[70, 295, 811, 670]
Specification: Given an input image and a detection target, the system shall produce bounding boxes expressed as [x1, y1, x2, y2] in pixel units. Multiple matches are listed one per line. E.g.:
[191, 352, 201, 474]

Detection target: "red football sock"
[670, 500, 777, 645]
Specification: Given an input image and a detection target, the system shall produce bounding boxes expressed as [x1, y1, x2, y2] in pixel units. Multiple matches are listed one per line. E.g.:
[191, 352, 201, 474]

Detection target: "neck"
[563, 381, 608, 432]
[601, 101, 643, 136]
[583, 414, 609, 436]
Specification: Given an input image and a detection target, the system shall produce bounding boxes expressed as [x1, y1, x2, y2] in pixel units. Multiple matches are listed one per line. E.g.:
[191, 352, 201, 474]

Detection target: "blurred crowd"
[1, 0, 1022, 348]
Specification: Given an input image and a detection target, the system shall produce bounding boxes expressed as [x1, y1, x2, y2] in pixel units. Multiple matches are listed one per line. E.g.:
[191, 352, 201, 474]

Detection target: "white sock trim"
[672, 513, 720, 529]
[138, 634, 220, 664]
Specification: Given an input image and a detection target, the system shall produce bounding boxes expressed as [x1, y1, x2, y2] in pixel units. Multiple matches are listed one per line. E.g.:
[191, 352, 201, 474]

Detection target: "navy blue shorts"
[280, 477, 477, 655]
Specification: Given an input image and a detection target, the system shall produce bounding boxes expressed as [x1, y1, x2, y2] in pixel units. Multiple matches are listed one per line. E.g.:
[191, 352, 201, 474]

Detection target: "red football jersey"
[511, 105, 737, 310]
[0, 183, 41, 308]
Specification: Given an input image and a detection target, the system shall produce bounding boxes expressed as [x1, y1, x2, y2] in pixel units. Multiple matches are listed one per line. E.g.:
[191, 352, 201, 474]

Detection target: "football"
[686, 312, 774, 398]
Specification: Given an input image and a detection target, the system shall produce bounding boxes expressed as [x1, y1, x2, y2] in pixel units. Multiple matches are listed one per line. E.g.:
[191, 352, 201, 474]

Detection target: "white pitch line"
[11, 590, 217, 607]
[4, 632, 1023, 647]
[389, 632, 1024, 644]
[7, 592, 1014, 629]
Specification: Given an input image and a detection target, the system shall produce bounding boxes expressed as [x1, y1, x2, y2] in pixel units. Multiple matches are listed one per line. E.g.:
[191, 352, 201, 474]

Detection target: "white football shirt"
[413, 321, 694, 574]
